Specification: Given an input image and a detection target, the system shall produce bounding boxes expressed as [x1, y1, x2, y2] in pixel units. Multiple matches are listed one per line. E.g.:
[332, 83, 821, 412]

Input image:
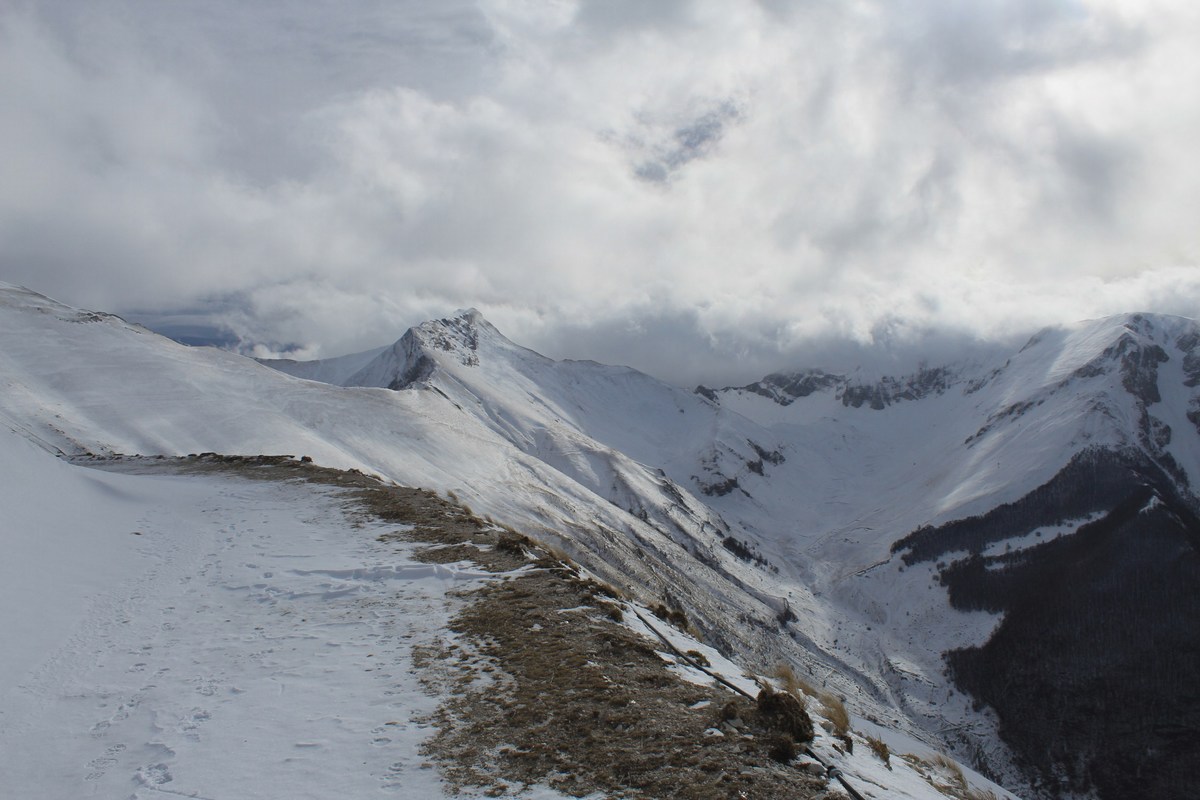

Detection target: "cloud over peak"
[2, 0, 1198, 386]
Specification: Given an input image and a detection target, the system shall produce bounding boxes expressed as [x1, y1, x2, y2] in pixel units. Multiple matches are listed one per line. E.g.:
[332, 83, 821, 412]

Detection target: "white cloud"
[2, 0, 1198, 386]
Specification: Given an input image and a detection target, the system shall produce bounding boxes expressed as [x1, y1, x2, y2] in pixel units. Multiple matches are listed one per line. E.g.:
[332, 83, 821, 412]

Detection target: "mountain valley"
[3, 282, 1198, 799]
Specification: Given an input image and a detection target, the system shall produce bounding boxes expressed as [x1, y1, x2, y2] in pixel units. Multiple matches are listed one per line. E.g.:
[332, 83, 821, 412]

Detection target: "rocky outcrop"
[729, 365, 955, 410]
[840, 365, 953, 409]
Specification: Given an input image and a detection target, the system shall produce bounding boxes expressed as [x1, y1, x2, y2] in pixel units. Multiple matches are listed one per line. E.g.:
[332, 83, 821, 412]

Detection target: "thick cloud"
[2, 0, 1198, 386]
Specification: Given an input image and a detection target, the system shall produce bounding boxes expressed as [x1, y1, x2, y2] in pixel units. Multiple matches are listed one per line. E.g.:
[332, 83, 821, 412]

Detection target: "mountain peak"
[406, 308, 508, 369]
[1009, 312, 1198, 396]
[262, 308, 532, 392]
[334, 308, 525, 390]
[452, 306, 484, 323]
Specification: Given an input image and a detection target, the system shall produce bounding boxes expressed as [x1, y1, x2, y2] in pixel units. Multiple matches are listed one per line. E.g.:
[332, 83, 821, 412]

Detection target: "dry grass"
[818, 691, 851, 737]
[965, 788, 1001, 800]
[772, 662, 818, 697]
[931, 753, 968, 792]
[415, 542, 824, 798]
[864, 734, 891, 769]
[541, 541, 581, 571]
[901, 752, 982, 799]
[97, 454, 833, 798]
[652, 602, 691, 632]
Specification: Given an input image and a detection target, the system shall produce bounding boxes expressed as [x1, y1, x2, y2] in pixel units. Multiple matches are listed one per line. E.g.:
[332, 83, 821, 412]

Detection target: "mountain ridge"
[261, 303, 1200, 798]
[5, 282, 1200, 798]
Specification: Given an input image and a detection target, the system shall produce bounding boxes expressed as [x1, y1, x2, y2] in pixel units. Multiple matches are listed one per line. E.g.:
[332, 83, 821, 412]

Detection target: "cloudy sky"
[3, 0, 1199, 385]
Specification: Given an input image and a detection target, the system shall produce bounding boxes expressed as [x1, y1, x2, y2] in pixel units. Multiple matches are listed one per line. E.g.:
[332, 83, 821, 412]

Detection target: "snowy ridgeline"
[3, 282, 1200, 798]
[0, 435, 467, 797]
[0, 437, 1014, 799]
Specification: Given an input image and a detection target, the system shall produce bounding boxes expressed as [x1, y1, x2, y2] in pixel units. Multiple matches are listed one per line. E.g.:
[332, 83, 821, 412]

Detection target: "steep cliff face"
[724, 369, 842, 405]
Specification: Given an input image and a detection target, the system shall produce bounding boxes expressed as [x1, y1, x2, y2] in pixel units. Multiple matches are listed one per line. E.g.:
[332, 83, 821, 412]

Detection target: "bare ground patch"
[420, 567, 829, 799]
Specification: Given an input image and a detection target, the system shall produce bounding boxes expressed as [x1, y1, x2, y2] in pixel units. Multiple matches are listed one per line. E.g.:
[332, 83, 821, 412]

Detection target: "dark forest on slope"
[895, 450, 1200, 800]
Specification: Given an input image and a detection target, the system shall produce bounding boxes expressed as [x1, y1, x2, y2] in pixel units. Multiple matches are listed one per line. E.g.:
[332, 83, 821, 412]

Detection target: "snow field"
[0, 442, 547, 798]
[9, 284, 1200, 798]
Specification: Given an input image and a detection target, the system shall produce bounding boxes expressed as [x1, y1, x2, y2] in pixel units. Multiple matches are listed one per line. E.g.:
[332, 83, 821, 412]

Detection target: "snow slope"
[256, 303, 1200, 796]
[289, 306, 1200, 573]
[0, 284, 881, 761]
[264, 309, 784, 499]
[6, 281, 1199, 798]
[0, 432, 1014, 800]
[264, 343, 390, 385]
[0, 429, 576, 799]
[0, 287, 798, 683]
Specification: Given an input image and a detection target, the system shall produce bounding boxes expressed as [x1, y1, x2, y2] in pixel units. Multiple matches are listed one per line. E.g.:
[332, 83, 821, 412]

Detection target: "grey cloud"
[1047, 120, 1135, 225]
[2, 0, 1199, 386]
[124, 305, 244, 349]
[524, 301, 1019, 390]
[32, 0, 496, 183]
[573, 0, 696, 37]
[634, 101, 741, 183]
[883, 0, 1146, 91]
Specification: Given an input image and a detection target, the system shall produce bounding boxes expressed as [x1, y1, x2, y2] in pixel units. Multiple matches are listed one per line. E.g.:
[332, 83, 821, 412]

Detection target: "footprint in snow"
[84, 750, 121, 781]
[180, 708, 212, 740]
[135, 763, 173, 786]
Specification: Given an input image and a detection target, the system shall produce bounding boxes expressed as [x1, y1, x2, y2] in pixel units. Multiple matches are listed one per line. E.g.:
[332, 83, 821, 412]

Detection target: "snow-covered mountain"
[4, 281, 1198, 799]
[0, 285, 781, 672]
[272, 305, 1200, 799]
[707, 315, 1200, 799]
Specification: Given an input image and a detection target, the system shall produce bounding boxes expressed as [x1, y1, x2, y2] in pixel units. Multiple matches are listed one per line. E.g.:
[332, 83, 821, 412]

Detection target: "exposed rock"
[750, 370, 842, 405]
[841, 366, 952, 409]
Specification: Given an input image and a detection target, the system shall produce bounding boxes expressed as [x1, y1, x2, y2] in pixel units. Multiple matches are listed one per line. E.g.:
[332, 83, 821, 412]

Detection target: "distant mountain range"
[3, 281, 1197, 799]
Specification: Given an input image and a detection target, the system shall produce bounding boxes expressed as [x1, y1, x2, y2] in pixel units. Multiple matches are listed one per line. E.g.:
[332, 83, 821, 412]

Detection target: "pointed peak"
[414, 307, 502, 340]
[399, 308, 516, 373]
[452, 307, 484, 323]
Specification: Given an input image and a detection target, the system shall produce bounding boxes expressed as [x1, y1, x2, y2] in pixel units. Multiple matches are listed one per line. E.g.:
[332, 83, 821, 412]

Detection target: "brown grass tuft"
[767, 734, 799, 763]
[965, 788, 1001, 800]
[864, 734, 891, 768]
[652, 603, 690, 632]
[818, 691, 851, 737]
[932, 753, 969, 793]
[756, 686, 815, 744]
[772, 662, 818, 697]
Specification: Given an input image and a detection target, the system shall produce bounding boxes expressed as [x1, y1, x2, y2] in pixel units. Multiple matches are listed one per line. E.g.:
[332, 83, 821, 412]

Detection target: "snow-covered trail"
[0, 461, 488, 799]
